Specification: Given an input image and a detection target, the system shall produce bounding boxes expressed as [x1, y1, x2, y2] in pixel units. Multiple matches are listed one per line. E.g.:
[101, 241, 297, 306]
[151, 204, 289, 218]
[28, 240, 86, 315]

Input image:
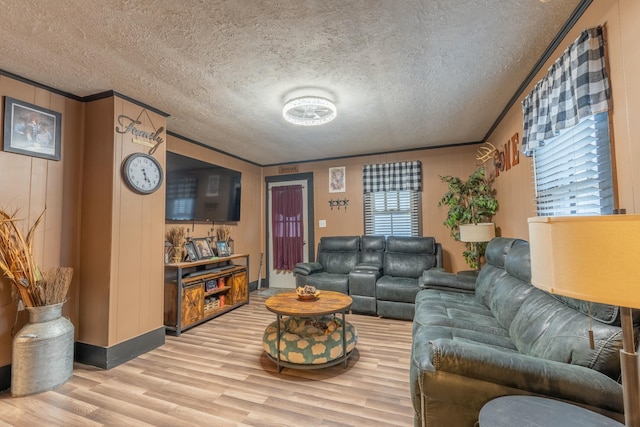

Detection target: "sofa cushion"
[551, 296, 620, 325]
[503, 240, 531, 283]
[475, 239, 534, 330]
[414, 289, 510, 338]
[319, 235, 360, 251]
[376, 276, 421, 303]
[547, 295, 640, 327]
[383, 236, 438, 278]
[317, 236, 360, 274]
[386, 235, 436, 254]
[483, 237, 521, 268]
[293, 262, 323, 276]
[361, 235, 385, 251]
[358, 235, 385, 268]
[509, 288, 624, 380]
[306, 273, 349, 294]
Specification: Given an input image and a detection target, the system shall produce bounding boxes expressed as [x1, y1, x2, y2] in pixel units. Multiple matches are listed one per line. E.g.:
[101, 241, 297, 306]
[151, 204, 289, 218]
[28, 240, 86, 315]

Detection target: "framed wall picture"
[329, 166, 346, 193]
[216, 241, 230, 257]
[185, 241, 199, 262]
[192, 238, 213, 259]
[3, 96, 62, 161]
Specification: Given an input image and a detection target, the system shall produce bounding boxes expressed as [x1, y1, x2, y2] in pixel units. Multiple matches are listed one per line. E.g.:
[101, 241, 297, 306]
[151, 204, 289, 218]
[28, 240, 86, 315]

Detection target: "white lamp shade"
[528, 215, 640, 308]
[458, 223, 496, 243]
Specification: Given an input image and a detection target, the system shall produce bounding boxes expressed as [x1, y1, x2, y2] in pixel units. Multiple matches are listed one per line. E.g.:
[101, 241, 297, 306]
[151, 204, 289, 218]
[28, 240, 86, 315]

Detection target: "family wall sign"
[115, 108, 165, 155]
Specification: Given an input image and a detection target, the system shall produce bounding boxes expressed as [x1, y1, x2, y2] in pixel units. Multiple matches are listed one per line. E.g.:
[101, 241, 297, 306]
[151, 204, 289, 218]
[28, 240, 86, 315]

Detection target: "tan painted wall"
[264, 144, 480, 273]
[0, 77, 84, 367]
[489, 0, 640, 240]
[166, 135, 264, 284]
[79, 96, 166, 347]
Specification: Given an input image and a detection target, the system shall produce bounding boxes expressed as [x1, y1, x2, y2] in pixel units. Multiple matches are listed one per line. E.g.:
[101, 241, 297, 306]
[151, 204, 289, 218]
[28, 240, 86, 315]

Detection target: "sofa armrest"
[353, 263, 382, 273]
[415, 338, 623, 412]
[293, 262, 324, 276]
[420, 268, 476, 293]
[435, 243, 443, 268]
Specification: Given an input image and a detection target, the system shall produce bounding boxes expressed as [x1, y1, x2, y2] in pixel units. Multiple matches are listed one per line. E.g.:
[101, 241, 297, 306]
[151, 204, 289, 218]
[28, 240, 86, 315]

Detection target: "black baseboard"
[249, 279, 271, 292]
[0, 363, 10, 392]
[75, 326, 165, 370]
[250, 279, 269, 291]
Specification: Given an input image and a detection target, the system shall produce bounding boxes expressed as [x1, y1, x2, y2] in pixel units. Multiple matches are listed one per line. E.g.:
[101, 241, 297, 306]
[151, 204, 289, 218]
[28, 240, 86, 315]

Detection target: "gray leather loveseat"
[294, 235, 442, 320]
[411, 237, 634, 426]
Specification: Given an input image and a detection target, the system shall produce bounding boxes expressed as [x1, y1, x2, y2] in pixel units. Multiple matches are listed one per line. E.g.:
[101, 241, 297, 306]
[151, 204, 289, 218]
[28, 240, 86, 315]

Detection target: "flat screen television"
[165, 151, 241, 222]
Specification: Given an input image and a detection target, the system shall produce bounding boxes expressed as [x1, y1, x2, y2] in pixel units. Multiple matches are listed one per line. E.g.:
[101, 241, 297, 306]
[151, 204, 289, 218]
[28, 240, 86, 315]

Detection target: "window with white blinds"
[533, 112, 614, 217]
[364, 190, 421, 236]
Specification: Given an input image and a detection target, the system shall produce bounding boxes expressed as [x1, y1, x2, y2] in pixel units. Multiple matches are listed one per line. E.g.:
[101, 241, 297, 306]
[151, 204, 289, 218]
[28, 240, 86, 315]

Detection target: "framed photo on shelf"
[216, 241, 230, 257]
[193, 238, 213, 259]
[184, 241, 198, 262]
[3, 96, 62, 161]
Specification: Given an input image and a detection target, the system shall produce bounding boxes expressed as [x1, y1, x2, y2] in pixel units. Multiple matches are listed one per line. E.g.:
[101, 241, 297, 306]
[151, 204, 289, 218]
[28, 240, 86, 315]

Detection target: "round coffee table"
[264, 290, 354, 372]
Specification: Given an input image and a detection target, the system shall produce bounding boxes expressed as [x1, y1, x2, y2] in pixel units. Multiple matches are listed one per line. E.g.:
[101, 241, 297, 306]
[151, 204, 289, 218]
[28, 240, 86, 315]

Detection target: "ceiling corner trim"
[482, 0, 593, 142]
[166, 131, 262, 167]
[0, 68, 83, 101]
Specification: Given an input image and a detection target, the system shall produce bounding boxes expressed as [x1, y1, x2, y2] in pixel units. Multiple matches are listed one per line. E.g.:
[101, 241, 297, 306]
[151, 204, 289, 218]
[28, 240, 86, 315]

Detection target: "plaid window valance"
[521, 26, 610, 156]
[362, 161, 421, 193]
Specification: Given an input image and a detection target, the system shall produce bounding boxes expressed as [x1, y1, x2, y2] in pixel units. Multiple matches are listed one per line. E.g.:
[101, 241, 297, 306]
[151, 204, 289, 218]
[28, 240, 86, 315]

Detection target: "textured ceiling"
[0, 0, 582, 165]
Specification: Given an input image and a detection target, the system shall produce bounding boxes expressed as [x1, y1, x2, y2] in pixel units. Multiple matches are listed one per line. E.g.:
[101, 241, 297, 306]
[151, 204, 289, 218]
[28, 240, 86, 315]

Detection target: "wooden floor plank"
[0, 292, 414, 426]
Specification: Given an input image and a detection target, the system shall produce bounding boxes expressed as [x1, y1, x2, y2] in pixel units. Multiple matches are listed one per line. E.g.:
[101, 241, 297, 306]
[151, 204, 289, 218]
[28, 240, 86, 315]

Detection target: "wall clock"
[122, 152, 163, 194]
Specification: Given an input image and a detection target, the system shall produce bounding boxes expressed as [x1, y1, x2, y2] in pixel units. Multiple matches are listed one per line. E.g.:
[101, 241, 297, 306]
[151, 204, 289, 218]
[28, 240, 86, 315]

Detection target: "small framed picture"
[185, 241, 198, 261]
[216, 241, 230, 257]
[193, 238, 213, 259]
[3, 96, 62, 161]
[329, 166, 346, 193]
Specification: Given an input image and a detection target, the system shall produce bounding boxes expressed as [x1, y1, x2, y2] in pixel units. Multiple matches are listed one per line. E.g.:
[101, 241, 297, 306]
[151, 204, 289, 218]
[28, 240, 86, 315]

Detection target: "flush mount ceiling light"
[282, 97, 337, 126]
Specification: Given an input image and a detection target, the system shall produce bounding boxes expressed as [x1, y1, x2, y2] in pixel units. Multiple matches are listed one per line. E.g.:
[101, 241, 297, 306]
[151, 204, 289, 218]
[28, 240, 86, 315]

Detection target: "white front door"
[267, 179, 310, 289]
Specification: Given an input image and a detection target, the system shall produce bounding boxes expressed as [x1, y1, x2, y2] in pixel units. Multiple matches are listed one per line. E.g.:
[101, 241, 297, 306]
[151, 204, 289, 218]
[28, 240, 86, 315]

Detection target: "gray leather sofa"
[411, 237, 633, 426]
[293, 235, 360, 294]
[294, 235, 442, 320]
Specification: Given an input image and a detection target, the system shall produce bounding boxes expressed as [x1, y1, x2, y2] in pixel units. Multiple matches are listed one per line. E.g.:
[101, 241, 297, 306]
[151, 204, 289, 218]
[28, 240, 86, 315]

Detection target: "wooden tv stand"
[164, 254, 249, 336]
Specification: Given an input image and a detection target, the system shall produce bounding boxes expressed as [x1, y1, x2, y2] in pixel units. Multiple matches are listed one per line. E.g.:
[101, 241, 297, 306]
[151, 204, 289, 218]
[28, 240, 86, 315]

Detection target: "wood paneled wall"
[80, 96, 166, 348]
[0, 78, 84, 367]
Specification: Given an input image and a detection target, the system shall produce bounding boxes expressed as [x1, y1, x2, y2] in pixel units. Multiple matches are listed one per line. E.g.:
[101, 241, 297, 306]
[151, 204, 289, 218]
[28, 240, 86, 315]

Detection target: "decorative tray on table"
[296, 285, 320, 301]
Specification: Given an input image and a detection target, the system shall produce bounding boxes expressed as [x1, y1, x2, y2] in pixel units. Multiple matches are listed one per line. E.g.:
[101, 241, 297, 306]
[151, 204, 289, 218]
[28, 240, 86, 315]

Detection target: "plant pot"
[11, 302, 74, 397]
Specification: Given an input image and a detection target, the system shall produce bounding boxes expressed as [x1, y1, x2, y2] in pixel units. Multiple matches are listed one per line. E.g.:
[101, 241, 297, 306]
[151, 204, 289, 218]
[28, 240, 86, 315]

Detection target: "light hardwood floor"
[0, 292, 415, 427]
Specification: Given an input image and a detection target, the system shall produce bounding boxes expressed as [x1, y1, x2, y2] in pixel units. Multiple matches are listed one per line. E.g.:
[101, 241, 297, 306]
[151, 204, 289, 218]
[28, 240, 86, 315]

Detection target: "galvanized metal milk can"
[11, 302, 74, 397]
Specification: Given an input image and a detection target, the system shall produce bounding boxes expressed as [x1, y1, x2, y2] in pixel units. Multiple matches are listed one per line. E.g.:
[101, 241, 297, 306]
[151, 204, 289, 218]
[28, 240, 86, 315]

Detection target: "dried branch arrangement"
[165, 226, 186, 247]
[0, 208, 73, 307]
[165, 226, 186, 262]
[216, 225, 231, 242]
[38, 267, 73, 306]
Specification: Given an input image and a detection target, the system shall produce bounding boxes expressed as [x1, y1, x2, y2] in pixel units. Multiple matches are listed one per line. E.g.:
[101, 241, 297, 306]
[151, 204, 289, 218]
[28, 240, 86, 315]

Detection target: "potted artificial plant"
[438, 167, 499, 269]
[0, 208, 74, 396]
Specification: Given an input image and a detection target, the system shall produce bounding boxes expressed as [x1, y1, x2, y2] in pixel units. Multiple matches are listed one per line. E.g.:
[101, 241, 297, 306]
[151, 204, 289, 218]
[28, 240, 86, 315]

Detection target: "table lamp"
[458, 222, 496, 271]
[528, 215, 640, 427]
